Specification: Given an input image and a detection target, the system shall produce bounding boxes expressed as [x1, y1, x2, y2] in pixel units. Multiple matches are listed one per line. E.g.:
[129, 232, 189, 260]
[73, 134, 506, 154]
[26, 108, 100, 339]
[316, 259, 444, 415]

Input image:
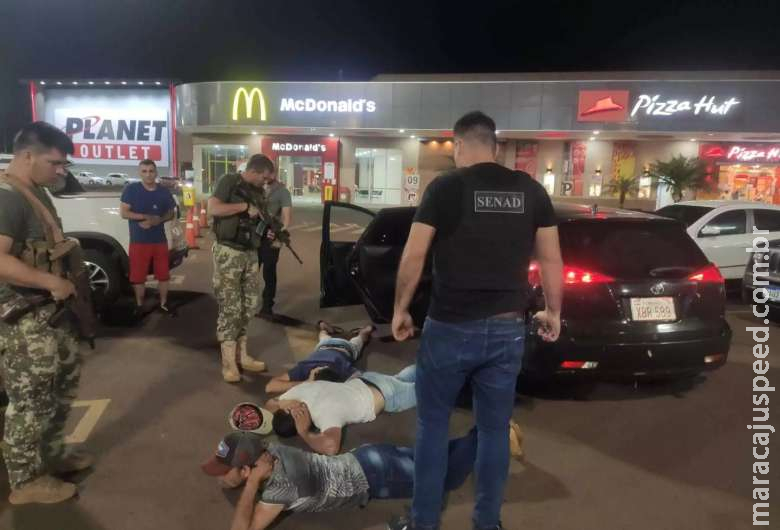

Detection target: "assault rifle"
[234, 186, 303, 265]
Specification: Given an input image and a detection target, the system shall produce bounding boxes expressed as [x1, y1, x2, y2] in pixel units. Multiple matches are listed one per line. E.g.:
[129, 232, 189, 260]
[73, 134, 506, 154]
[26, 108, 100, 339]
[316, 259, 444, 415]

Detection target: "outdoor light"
[589, 136, 595, 141]
[39, 81, 45, 85]
[88, 81, 94, 85]
[399, 129, 405, 133]
[593, 130, 600, 135]
[410, 135, 416, 139]
[689, 138, 696, 142]
[329, 133, 335, 137]
[72, 81, 78, 85]
[121, 81, 127, 85]
[56, 81, 62, 85]
[155, 81, 161, 85]
[496, 130, 501, 134]
[104, 81, 111, 85]
[138, 81, 144, 85]
[251, 131, 258, 135]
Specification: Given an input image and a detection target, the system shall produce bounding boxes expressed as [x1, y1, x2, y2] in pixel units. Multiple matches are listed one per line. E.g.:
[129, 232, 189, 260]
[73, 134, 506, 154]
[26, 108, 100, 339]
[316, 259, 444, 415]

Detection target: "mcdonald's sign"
[232, 87, 267, 122]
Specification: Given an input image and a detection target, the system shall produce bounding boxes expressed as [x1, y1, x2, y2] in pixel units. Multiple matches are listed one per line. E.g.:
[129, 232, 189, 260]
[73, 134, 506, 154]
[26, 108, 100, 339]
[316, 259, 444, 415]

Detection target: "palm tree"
[605, 173, 639, 208]
[649, 155, 711, 203]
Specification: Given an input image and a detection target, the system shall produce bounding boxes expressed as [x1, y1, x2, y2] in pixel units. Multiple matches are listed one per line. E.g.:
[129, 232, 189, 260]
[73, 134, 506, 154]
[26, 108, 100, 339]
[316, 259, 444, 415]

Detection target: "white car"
[75, 171, 107, 186]
[49, 172, 188, 309]
[104, 172, 129, 186]
[656, 200, 780, 280]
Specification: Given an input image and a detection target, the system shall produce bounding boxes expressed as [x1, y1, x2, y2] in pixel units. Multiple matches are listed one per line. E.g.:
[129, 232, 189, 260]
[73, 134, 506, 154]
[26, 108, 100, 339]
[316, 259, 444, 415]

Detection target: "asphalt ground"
[0, 204, 777, 530]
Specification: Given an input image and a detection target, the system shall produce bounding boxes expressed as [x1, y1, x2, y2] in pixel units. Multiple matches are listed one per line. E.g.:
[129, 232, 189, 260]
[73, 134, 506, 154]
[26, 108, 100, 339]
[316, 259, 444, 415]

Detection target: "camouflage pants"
[0, 305, 81, 488]
[212, 243, 261, 342]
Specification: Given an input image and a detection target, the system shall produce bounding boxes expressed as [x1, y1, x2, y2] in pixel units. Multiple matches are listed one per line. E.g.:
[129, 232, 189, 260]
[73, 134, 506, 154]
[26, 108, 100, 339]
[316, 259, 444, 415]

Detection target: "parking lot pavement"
[0, 204, 777, 529]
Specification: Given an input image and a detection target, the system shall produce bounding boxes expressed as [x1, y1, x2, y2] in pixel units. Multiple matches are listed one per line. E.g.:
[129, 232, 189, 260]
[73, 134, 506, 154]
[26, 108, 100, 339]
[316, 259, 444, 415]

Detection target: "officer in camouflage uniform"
[0, 122, 92, 504]
[207, 154, 273, 382]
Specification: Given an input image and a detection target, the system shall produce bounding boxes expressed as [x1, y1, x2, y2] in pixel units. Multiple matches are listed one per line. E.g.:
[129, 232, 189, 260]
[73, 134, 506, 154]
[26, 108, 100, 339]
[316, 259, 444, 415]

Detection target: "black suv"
[320, 202, 732, 380]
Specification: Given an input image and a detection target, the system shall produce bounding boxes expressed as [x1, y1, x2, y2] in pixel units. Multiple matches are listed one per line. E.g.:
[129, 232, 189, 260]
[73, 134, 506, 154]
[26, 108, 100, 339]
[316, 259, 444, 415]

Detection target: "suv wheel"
[82, 249, 121, 309]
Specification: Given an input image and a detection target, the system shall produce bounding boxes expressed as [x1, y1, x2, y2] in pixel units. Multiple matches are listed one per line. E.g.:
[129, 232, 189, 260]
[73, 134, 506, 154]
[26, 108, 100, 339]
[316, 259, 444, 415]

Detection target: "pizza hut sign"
[701, 143, 780, 163]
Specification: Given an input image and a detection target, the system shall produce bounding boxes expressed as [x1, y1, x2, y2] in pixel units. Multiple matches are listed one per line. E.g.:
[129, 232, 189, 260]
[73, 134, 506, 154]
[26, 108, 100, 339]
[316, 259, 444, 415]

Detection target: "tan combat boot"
[238, 336, 266, 373]
[8, 475, 77, 505]
[509, 420, 525, 461]
[220, 341, 241, 383]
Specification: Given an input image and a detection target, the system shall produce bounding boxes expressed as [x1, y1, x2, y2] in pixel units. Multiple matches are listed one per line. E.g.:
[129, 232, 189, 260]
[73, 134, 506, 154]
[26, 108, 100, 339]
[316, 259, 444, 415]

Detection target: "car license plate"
[768, 287, 780, 302]
[630, 297, 676, 322]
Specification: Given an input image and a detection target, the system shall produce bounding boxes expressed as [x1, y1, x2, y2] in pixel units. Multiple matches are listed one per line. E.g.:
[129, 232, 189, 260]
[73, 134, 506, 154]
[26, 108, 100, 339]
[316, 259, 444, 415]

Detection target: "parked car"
[50, 172, 188, 309]
[104, 172, 129, 186]
[75, 171, 107, 186]
[656, 201, 780, 281]
[158, 175, 182, 193]
[321, 202, 731, 380]
[742, 239, 780, 322]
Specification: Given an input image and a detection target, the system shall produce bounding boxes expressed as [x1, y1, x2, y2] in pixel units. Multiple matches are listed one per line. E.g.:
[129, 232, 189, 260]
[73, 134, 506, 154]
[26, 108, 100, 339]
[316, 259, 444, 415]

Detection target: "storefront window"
[355, 148, 403, 205]
[278, 155, 322, 203]
[714, 164, 779, 204]
[200, 145, 247, 194]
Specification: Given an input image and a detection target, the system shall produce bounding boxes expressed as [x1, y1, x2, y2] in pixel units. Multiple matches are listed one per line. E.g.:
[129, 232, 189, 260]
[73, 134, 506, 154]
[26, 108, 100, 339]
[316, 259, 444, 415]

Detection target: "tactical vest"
[213, 174, 265, 250]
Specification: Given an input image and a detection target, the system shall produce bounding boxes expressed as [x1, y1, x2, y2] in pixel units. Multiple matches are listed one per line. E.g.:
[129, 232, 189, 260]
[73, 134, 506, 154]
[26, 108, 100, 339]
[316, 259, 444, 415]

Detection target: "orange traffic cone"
[192, 206, 201, 238]
[185, 208, 199, 249]
[199, 199, 208, 229]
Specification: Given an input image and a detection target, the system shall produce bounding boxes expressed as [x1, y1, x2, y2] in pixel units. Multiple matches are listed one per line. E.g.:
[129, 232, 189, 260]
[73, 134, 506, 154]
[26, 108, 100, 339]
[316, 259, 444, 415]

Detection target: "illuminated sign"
[280, 98, 376, 113]
[577, 91, 630, 122]
[630, 95, 740, 117]
[271, 142, 327, 153]
[701, 143, 780, 163]
[232, 87, 267, 121]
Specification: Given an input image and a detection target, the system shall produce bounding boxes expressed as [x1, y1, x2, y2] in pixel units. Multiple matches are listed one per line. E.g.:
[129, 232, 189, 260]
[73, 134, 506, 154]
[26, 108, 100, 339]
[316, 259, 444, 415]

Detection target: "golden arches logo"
[232, 87, 267, 121]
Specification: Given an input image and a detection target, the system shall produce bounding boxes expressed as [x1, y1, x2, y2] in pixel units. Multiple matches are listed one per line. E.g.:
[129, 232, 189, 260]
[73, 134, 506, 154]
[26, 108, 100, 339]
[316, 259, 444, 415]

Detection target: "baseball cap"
[229, 402, 274, 435]
[201, 431, 267, 476]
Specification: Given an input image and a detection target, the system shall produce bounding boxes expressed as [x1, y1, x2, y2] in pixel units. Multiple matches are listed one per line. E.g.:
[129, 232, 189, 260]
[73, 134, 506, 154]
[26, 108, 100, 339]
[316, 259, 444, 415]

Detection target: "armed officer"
[0, 122, 93, 504]
[207, 154, 273, 383]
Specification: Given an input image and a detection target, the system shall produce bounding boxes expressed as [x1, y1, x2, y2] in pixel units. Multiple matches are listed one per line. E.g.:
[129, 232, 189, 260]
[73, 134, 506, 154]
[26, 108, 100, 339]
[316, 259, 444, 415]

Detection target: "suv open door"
[320, 201, 376, 308]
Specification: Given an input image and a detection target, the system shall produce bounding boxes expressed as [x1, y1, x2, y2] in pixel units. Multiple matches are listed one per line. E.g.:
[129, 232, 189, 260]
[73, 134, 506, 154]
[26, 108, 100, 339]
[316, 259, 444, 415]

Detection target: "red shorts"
[129, 243, 170, 284]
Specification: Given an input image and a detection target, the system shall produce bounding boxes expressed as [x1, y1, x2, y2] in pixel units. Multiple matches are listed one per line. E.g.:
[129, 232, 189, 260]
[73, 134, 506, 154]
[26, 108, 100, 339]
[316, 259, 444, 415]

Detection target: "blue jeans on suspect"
[413, 316, 525, 530]
[353, 427, 478, 500]
[358, 365, 416, 412]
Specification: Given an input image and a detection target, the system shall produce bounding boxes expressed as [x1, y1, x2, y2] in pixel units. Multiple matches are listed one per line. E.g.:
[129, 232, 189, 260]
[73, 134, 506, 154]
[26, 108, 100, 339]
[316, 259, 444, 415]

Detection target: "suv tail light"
[688, 263, 724, 284]
[563, 265, 615, 285]
[528, 261, 615, 286]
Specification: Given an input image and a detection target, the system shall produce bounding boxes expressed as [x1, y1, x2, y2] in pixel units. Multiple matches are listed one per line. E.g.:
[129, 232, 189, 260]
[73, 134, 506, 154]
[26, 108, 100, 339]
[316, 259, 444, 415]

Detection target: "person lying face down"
[264, 364, 417, 455]
[201, 424, 524, 530]
[265, 322, 375, 394]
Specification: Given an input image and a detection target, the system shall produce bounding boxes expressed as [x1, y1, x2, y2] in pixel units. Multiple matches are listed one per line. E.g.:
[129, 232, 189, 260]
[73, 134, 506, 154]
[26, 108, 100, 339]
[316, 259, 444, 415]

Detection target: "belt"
[493, 311, 523, 319]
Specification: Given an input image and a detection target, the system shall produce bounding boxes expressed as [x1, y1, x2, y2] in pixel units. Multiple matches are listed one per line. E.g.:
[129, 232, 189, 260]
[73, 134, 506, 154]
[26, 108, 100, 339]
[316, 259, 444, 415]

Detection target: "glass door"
[200, 145, 248, 194]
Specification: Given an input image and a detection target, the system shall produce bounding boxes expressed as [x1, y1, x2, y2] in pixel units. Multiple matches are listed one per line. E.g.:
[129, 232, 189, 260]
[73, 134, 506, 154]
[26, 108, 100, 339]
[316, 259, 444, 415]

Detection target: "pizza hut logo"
[577, 90, 630, 122]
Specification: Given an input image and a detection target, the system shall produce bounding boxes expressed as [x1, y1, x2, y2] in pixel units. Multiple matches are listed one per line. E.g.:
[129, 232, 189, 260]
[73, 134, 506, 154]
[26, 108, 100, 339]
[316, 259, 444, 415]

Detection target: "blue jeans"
[315, 337, 361, 361]
[353, 427, 478, 500]
[358, 365, 416, 412]
[412, 316, 524, 530]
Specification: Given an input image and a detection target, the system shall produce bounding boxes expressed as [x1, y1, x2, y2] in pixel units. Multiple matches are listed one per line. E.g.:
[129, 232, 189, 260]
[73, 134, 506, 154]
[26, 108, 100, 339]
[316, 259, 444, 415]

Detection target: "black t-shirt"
[413, 162, 557, 322]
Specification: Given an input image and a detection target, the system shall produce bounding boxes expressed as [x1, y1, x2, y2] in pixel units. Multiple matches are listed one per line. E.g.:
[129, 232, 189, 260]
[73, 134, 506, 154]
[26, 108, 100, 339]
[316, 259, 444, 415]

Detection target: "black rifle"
[234, 186, 303, 265]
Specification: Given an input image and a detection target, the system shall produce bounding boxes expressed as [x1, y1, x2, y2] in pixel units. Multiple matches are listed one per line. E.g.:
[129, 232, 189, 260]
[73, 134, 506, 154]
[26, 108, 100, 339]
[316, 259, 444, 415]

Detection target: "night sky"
[2, 0, 780, 149]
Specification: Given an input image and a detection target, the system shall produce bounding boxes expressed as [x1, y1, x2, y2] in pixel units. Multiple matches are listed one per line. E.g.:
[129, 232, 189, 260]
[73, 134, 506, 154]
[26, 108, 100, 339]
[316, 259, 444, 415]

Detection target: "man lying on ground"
[202, 425, 524, 530]
[264, 365, 417, 455]
[265, 321, 375, 394]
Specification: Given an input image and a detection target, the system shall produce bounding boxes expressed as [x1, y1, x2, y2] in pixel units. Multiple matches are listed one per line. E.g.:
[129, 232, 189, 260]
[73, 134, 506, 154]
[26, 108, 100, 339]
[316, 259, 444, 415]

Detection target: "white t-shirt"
[280, 379, 376, 431]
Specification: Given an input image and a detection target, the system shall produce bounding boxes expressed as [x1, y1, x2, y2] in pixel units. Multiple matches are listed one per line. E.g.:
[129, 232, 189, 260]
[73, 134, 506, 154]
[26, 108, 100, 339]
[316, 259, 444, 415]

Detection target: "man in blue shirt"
[119, 159, 176, 314]
[265, 321, 374, 394]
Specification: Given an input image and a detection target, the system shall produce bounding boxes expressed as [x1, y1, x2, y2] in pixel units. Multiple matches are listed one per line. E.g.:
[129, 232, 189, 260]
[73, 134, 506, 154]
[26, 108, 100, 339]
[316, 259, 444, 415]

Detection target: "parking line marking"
[65, 399, 111, 444]
[286, 222, 311, 231]
[302, 224, 326, 232]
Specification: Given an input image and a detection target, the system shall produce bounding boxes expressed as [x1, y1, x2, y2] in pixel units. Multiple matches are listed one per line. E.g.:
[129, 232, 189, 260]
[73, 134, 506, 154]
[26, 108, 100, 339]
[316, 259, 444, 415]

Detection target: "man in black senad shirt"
[389, 112, 564, 530]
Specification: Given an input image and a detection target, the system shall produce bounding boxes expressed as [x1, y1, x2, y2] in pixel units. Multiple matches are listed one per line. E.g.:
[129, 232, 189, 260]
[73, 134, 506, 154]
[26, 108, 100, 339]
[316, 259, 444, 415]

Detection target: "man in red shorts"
[119, 159, 176, 315]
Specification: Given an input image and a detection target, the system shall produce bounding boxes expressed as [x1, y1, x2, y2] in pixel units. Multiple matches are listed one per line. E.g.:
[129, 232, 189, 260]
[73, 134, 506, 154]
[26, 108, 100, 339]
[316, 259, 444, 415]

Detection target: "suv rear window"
[559, 220, 710, 280]
[655, 204, 713, 227]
